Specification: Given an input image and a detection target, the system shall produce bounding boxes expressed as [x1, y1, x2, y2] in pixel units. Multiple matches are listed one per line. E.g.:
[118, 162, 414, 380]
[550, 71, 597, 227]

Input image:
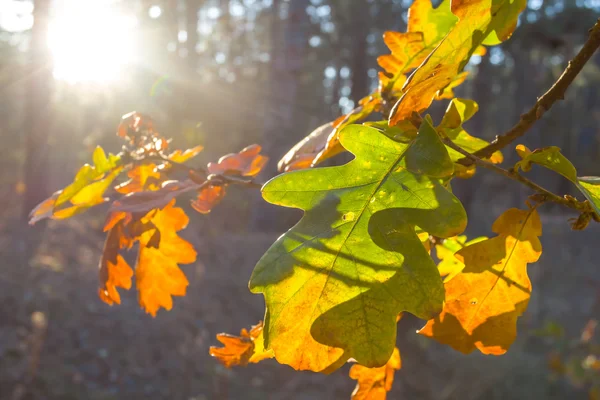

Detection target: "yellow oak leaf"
[349, 348, 401, 400]
[419, 208, 542, 355]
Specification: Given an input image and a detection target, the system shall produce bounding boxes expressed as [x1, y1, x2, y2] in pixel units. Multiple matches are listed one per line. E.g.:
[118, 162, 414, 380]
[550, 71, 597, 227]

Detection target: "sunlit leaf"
[136, 200, 197, 316]
[249, 119, 467, 372]
[515, 145, 578, 182]
[278, 122, 335, 172]
[513, 146, 600, 217]
[577, 177, 600, 216]
[208, 144, 268, 177]
[191, 184, 226, 214]
[438, 99, 503, 171]
[349, 348, 401, 400]
[167, 145, 204, 163]
[98, 221, 133, 306]
[436, 235, 487, 282]
[390, 0, 526, 124]
[419, 208, 542, 355]
[115, 163, 163, 194]
[209, 321, 274, 368]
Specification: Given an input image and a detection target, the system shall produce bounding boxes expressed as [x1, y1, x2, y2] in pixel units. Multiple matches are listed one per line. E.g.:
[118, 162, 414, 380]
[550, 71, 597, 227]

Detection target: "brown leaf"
[349, 348, 401, 400]
[209, 322, 274, 368]
[191, 184, 226, 214]
[208, 144, 268, 177]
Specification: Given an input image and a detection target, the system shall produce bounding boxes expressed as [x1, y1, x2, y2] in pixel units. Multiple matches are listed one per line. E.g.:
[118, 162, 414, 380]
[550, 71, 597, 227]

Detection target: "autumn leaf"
[419, 208, 542, 355]
[436, 235, 487, 282]
[278, 122, 335, 172]
[110, 180, 199, 214]
[29, 147, 122, 224]
[191, 184, 226, 214]
[349, 348, 401, 400]
[98, 200, 197, 316]
[390, 0, 526, 125]
[249, 119, 466, 372]
[135, 200, 197, 316]
[167, 145, 204, 163]
[208, 144, 268, 177]
[98, 221, 133, 305]
[115, 163, 163, 194]
[209, 322, 274, 368]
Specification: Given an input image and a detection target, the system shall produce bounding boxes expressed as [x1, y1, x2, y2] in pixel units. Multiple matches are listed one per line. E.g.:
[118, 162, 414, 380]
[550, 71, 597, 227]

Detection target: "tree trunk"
[22, 0, 53, 222]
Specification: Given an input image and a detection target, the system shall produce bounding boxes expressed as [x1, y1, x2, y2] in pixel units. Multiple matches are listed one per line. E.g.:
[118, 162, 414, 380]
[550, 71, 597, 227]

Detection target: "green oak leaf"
[577, 177, 600, 216]
[515, 145, 578, 182]
[439, 98, 504, 165]
[249, 119, 467, 373]
[514, 145, 600, 217]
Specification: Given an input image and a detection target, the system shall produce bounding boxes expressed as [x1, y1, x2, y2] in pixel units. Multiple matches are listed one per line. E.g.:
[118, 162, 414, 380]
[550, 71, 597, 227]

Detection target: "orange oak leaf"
[191, 184, 226, 214]
[209, 321, 274, 368]
[208, 144, 268, 177]
[349, 348, 401, 400]
[419, 208, 542, 355]
[115, 163, 163, 194]
[135, 200, 197, 316]
[98, 221, 133, 306]
[167, 145, 204, 163]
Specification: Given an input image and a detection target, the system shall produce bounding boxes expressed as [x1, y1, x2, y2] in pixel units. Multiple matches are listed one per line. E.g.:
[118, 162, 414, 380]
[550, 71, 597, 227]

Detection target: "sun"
[48, 1, 138, 84]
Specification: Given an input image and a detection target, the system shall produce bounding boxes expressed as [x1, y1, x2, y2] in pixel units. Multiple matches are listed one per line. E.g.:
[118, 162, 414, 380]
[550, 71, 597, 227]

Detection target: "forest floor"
[0, 209, 596, 400]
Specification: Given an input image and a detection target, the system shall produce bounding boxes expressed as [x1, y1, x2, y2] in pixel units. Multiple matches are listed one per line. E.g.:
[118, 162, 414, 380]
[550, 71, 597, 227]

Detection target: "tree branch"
[459, 18, 600, 166]
[443, 137, 594, 213]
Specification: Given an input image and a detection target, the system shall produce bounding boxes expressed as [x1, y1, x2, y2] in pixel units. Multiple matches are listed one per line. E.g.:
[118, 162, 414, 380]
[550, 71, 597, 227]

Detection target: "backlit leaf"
[136, 200, 197, 316]
[115, 163, 163, 194]
[167, 145, 204, 163]
[419, 208, 542, 355]
[515, 145, 577, 182]
[513, 146, 600, 216]
[439, 99, 503, 169]
[249, 119, 467, 372]
[349, 348, 401, 400]
[436, 235, 487, 282]
[208, 144, 268, 177]
[209, 322, 274, 368]
[98, 221, 133, 306]
[29, 147, 122, 224]
[577, 177, 600, 216]
[390, 0, 526, 124]
[191, 184, 226, 214]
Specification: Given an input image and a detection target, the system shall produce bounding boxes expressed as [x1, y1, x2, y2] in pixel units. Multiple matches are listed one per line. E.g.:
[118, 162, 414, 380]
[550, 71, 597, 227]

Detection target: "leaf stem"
[442, 137, 593, 213]
[459, 18, 600, 165]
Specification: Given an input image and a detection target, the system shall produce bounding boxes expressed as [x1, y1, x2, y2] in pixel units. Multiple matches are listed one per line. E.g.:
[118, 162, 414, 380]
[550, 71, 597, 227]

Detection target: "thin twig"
[443, 137, 593, 213]
[459, 18, 600, 166]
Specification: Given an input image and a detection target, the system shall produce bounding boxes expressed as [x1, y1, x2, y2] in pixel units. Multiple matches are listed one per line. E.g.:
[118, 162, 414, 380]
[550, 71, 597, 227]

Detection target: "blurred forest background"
[1, 0, 600, 399]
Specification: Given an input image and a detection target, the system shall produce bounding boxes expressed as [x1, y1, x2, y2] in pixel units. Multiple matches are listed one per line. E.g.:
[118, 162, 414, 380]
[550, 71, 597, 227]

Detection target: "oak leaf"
[250, 119, 466, 372]
[209, 322, 274, 368]
[419, 208, 542, 355]
[390, 0, 526, 125]
[514, 145, 600, 217]
[436, 235, 487, 282]
[349, 348, 401, 400]
[29, 147, 122, 224]
[208, 144, 268, 177]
